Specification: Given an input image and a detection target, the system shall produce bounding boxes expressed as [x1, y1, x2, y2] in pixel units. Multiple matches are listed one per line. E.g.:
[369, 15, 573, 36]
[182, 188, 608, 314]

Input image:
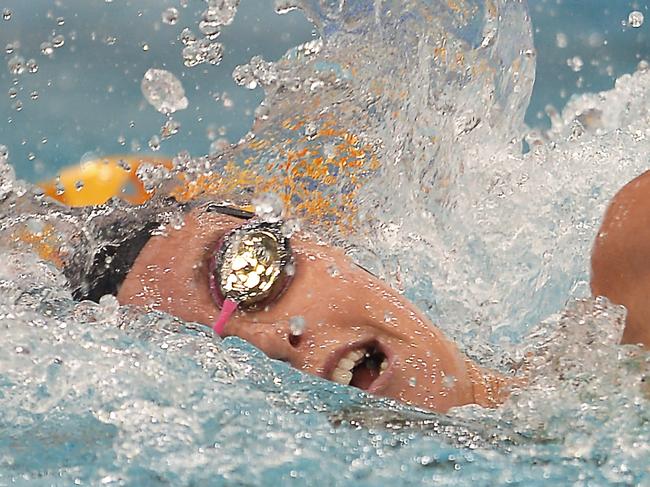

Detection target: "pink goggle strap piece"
[212, 298, 238, 336]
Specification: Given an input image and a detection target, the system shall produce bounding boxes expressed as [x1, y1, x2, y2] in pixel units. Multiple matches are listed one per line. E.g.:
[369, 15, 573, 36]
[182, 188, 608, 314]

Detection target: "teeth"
[331, 368, 352, 385]
[331, 347, 390, 386]
[338, 358, 357, 370]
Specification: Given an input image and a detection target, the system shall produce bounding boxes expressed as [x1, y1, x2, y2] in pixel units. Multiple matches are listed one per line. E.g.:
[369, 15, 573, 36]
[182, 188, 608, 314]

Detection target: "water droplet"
[7, 56, 25, 75]
[281, 219, 300, 238]
[141, 68, 189, 114]
[117, 159, 131, 171]
[148, 135, 161, 151]
[274, 0, 297, 14]
[628, 11, 644, 28]
[26, 59, 38, 74]
[289, 316, 306, 335]
[161, 7, 179, 25]
[566, 56, 584, 72]
[160, 118, 181, 139]
[254, 104, 270, 120]
[180, 28, 197, 46]
[442, 375, 456, 388]
[304, 122, 318, 140]
[2, 9, 12, 21]
[51, 34, 65, 48]
[209, 138, 229, 155]
[199, 20, 220, 37]
[40, 41, 54, 57]
[253, 192, 284, 223]
[0, 145, 9, 163]
[327, 265, 340, 278]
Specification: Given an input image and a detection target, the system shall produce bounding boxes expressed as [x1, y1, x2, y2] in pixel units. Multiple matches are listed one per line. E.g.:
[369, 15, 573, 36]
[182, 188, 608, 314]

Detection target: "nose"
[222, 318, 300, 362]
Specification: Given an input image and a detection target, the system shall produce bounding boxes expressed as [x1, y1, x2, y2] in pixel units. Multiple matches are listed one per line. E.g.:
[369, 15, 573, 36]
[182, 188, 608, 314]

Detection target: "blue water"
[0, 0, 647, 180]
[1, 1, 650, 486]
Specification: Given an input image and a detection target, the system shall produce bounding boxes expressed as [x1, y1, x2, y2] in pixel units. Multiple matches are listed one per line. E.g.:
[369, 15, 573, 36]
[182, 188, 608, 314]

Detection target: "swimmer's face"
[118, 207, 477, 412]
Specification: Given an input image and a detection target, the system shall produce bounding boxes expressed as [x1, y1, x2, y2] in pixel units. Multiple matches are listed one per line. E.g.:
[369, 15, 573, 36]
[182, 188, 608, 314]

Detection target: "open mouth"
[329, 341, 389, 391]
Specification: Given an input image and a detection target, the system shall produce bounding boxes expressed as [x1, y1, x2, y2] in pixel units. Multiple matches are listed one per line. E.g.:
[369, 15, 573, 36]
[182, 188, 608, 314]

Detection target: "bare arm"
[591, 170, 650, 347]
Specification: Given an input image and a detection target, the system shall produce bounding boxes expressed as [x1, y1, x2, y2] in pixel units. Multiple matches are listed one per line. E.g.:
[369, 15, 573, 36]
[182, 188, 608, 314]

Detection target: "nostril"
[288, 332, 302, 348]
[288, 316, 306, 348]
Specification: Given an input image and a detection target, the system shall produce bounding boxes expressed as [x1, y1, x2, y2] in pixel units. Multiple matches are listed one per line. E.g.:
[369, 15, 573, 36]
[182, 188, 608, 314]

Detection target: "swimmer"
[33, 160, 650, 413]
[84, 200, 513, 413]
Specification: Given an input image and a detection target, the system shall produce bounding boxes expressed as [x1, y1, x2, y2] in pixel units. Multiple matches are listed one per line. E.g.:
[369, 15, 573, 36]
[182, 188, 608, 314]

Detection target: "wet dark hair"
[65, 199, 254, 302]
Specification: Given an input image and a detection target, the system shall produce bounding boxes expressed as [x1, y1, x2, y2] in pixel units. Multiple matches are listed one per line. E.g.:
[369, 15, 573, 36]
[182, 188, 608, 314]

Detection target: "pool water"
[1, 0, 650, 485]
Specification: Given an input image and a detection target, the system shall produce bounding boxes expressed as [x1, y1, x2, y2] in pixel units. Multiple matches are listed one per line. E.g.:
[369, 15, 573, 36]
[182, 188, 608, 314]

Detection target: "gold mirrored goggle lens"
[212, 221, 292, 309]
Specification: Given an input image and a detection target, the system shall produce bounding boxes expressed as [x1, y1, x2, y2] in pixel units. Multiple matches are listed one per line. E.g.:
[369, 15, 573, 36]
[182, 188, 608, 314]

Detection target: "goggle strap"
[212, 298, 239, 336]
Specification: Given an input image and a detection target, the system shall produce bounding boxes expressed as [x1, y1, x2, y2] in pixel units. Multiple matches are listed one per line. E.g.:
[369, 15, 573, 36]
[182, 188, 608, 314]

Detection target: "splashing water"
[1, 0, 650, 485]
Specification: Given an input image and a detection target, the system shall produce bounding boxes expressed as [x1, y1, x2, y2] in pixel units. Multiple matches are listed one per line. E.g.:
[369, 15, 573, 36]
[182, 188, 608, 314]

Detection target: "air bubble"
[12, 100, 22, 111]
[30, 91, 38, 100]
[555, 32, 568, 49]
[74, 180, 84, 191]
[56, 17, 65, 26]
[8, 88, 18, 99]
[2, 9, 12, 21]
[628, 11, 644, 28]
[161, 7, 179, 25]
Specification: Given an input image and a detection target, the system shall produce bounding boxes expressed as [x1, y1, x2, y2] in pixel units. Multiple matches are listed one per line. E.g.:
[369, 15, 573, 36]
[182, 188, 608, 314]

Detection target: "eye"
[208, 221, 294, 311]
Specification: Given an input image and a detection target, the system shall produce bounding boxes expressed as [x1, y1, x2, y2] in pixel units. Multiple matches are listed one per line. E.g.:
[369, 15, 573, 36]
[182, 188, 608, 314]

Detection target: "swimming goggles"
[205, 204, 294, 335]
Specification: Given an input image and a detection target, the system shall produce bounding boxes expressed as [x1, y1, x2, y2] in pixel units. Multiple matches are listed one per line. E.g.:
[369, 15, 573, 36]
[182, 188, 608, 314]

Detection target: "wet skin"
[118, 206, 510, 412]
[592, 170, 650, 348]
